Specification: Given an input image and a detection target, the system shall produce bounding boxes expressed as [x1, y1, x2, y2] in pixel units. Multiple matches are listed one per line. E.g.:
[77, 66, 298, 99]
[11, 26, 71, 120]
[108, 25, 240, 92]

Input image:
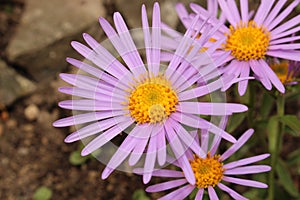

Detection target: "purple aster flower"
[53, 3, 248, 183]
[144, 128, 271, 200]
[176, 0, 300, 95]
[270, 59, 300, 85]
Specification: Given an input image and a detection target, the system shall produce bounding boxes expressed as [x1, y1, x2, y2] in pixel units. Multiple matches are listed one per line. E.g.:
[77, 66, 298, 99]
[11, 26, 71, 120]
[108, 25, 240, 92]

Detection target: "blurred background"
[0, 0, 299, 199]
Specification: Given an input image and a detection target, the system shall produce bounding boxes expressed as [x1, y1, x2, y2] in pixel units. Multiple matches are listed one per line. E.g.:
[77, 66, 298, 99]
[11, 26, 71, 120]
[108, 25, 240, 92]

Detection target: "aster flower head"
[145, 128, 271, 200]
[182, 0, 300, 95]
[53, 2, 248, 183]
[270, 59, 300, 85]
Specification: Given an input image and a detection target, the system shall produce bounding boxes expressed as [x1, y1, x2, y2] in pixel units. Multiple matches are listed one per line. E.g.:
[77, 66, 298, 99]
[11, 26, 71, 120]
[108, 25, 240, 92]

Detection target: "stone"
[0, 60, 36, 106]
[24, 104, 40, 121]
[6, 0, 105, 82]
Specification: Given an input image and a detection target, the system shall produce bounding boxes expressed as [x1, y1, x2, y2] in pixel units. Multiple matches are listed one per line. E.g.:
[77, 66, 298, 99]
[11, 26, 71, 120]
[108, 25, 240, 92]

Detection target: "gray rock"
[6, 0, 105, 82]
[0, 60, 36, 106]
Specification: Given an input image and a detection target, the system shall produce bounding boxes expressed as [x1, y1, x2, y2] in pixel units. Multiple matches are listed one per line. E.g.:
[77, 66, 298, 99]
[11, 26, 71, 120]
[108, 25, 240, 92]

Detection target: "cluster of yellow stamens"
[270, 61, 291, 83]
[225, 20, 270, 61]
[190, 153, 224, 188]
[127, 75, 178, 124]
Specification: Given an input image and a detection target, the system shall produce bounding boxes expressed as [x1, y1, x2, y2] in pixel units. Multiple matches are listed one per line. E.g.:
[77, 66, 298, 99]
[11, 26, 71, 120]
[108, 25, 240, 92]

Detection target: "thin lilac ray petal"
[267, 50, 300, 61]
[208, 186, 219, 200]
[113, 13, 147, 76]
[217, 183, 247, 200]
[128, 126, 152, 166]
[224, 154, 270, 169]
[195, 188, 204, 200]
[271, 26, 300, 41]
[170, 119, 206, 157]
[143, 130, 157, 184]
[238, 61, 251, 95]
[175, 3, 190, 29]
[58, 100, 123, 111]
[249, 60, 272, 90]
[270, 36, 300, 45]
[177, 102, 248, 116]
[151, 2, 161, 77]
[254, 0, 275, 26]
[269, 44, 300, 50]
[178, 75, 234, 101]
[146, 179, 188, 192]
[218, 0, 237, 26]
[259, 59, 285, 93]
[142, 5, 152, 74]
[53, 110, 125, 127]
[227, 0, 241, 23]
[263, 0, 287, 27]
[210, 116, 229, 155]
[222, 176, 268, 188]
[224, 165, 271, 175]
[64, 116, 129, 143]
[240, 0, 248, 22]
[220, 129, 254, 161]
[58, 87, 125, 102]
[271, 15, 300, 36]
[267, 1, 300, 31]
[82, 33, 131, 80]
[81, 120, 133, 156]
[201, 129, 209, 153]
[171, 113, 237, 143]
[158, 185, 195, 200]
[101, 125, 141, 179]
[157, 127, 167, 166]
[150, 169, 185, 178]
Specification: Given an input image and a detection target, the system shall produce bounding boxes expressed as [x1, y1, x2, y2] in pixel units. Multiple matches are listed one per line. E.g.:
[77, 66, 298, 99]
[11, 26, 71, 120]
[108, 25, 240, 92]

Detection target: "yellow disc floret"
[225, 21, 270, 61]
[128, 75, 178, 124]
[190, 153, 224, 188]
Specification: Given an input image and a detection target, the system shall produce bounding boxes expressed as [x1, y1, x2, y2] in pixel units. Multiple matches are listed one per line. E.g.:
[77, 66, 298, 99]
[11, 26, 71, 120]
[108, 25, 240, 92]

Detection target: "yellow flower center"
[190, 153, 224, 188]
[225, 21, 270, 61]
[270, 61, 291, 83]
[128, 75, 178, 124]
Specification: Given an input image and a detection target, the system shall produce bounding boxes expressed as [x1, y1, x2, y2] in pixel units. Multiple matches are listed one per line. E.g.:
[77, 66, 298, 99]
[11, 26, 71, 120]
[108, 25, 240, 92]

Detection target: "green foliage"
[69, 150, 88, 166]
[132, 189, 151, 200]
[279, 115, 300, 137]
[33, 186, 52, 200]
[267, 116, 279, 153]
[226, 112, 246, 132]
[276, 159, 299, 198]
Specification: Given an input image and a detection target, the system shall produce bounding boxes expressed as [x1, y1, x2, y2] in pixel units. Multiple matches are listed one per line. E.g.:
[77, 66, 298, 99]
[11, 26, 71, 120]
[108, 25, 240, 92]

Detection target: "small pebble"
[24, 104, 39, 121]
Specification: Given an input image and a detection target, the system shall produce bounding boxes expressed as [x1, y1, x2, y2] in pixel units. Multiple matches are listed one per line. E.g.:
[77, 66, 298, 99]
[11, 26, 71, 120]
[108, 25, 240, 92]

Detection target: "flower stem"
[268, 94, 285, 200]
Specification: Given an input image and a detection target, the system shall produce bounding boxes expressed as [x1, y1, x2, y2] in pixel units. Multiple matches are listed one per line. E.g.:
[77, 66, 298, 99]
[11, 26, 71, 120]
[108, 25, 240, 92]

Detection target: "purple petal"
[156, 127, 167, 166]
[58, 100, 123, 111]
[151, 169, 185, 178]
[238, 61, 250, 96]
[151, 2, 161, 77]
[143, 130, 158, 184]
[224, 154, 270, 169]
[220, 129, 254, 161]
[267, 1, 300, 31]
[159, 185, 195, 200]
[267, 50, 300, 61]
[270, 35, 300, 45]
[81, 120, 133, 156]
[175, 3, 190, 29]
[271, 26, 300, 41]
[222, 176, 268, 188]
[259, 59, 285, 93]
[269, 44, 300, 50]
[53, 110, 125, 127]
[218, 0, 238, 26]
[224, 165, 271, 175]
[249, 60, 272, 90]
[254, 0, 275, 26]
[271, 15, 300, 36]
[177, 102, 248, 115]
[208, 186, 219, 200]
[240, 0, 248, 22]
[227, 0, 241, 23]
[217, 182, 247, 200]
[263, 0, 287, 28]
[195, 188, 204, 200]
[146, 179, 188, 192]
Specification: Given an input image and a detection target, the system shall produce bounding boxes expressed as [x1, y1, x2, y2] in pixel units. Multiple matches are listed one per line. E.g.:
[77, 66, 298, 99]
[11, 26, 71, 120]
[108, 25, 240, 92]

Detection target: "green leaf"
[33, 186, 52, 200]
[279, 115, 300, 136]
[267, 116, 279, 152]
[69, 150, 88, 165]
[226, 113, 246, 133]
[287, 148, 300, 165]
[132, 189, 151, 200]
[276, 159, 299, 198]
